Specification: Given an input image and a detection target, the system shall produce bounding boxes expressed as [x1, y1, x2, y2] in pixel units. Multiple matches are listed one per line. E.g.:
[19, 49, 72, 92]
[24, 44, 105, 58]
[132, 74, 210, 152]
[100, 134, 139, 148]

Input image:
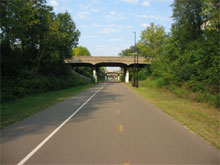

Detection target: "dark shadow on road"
[1, 83, 124, 143]
[72, 83, 123, 122]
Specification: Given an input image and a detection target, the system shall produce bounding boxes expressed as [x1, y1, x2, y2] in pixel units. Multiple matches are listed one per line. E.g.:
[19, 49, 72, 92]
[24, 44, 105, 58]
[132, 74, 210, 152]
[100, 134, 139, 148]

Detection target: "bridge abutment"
[124, 67, 129, 83]
[93, 69, 97, 83]
[125, 70, 129, 83]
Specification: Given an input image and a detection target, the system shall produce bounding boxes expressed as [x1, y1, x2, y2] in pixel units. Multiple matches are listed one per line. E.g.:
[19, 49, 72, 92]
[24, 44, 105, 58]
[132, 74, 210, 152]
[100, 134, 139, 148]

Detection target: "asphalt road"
[1, 83, 219, 164]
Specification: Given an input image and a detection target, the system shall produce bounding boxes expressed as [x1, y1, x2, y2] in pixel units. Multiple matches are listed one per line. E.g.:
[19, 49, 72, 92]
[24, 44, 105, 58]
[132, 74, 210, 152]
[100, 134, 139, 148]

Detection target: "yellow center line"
[119, 125, 124, 132]
[124, 163, 130, 165]
[117, 110, 120, 114]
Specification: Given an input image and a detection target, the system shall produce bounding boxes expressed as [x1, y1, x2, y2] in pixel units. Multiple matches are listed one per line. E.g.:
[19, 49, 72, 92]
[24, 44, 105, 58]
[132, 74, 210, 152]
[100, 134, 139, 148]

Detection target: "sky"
[47, 0, 174, 58]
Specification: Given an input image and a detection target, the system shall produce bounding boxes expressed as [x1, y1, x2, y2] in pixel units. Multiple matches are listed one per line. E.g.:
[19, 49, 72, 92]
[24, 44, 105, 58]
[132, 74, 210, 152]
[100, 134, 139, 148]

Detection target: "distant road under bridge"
[104, 70, 123, 82]
[65, 56, 151, 83]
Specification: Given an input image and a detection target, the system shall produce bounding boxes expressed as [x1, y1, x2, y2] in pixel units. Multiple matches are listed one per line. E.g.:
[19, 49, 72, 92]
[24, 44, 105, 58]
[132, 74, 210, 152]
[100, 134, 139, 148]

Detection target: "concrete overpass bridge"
[65, 56, 151, 83]
[104, 70, 123, 82]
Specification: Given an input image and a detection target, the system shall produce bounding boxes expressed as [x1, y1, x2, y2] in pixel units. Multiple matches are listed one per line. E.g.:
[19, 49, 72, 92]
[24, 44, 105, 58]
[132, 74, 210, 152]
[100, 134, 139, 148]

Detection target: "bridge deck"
[65, 56, 151, 66]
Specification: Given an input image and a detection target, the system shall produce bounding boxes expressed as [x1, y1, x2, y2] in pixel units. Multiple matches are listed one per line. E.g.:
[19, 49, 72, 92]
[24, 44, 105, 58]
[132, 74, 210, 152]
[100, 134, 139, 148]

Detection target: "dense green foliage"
[138, 23, 166, 58]
[119, 0, 219, 107]
[73, 46, 91, 56]
[119, 45, 137, 57]
[0, 0, 91, 101]
[72, 46, 94, 81]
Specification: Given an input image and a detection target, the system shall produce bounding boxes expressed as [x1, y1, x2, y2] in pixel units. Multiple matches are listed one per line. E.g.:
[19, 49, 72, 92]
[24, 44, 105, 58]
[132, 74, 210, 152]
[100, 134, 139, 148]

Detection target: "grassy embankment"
[0, 83, 94, 129]
[126, 80, 220, 149]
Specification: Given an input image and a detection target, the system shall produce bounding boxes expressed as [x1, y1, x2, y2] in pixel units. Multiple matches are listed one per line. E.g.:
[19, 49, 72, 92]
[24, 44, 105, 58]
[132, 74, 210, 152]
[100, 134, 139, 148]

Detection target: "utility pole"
[134, 31, 139, 88]
[136, 34, 139, 88]
[133, 32, 136, 87]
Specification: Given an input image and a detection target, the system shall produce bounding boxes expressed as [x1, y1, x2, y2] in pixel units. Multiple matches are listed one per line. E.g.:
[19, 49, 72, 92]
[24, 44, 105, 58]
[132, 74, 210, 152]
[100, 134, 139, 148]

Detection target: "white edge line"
[17, 83, 107, 165]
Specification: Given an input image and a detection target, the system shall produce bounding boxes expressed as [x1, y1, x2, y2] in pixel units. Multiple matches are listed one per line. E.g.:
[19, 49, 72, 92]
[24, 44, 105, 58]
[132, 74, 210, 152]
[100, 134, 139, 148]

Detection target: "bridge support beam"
[125, 69, 129, 83]
[93, 69, 97, 83]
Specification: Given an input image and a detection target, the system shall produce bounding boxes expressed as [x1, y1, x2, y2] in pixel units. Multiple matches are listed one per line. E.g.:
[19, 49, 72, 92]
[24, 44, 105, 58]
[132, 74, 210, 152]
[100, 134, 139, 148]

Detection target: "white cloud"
[80, 25, 88, 29]
[78, 4, 99, 13]
[105, 11, 126, 21]
[91, 8, 99, 13]
[142, 1, 150, 6]
[108, 24, 123, 28]
[61, 0, 72, 2]
[109, 38, 122, 42]
[137, 14, 170, 21]
[77, 11, 90, 18]
[100, 27, 121, 34]
[141, 23, 150, 28]
[109, 11, 116, 15]
[96, 45, 104, 51]
[92, 23, 104, 27]
[49, 0, 58, 6]
[99, 24, 123, 34]
[86, 35, 99, 39]
[121, 0, 138, 4]
[138, 14, 156, 19]
[78, 4, 90, 9]
[156, 0, 173, 2]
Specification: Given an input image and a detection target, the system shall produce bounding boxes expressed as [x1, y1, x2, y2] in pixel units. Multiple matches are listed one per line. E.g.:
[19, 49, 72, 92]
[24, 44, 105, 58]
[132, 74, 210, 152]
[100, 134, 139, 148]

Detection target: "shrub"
[1, 68, 92, 102]
[154, 77, 169, 88]
[194, 92, 205, 102]
[216, 93, 220, 109]
[204, 92, 220, 108]
[187, 80, 203, 92]
[167, 84, 188, 98]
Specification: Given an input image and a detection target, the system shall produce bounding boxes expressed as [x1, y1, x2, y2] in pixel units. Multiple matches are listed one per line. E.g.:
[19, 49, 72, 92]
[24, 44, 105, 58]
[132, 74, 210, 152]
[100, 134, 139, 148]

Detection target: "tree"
[73, 46, 91, 56]
[72, 46, 92, 79]
[171, 0, 203, 52]
[150, 0, 219, 94]
[138, 23, 166, 58]
[118, 46, 139, 57]
[0, 0, 83, 100]
[200, 0, 220, 31]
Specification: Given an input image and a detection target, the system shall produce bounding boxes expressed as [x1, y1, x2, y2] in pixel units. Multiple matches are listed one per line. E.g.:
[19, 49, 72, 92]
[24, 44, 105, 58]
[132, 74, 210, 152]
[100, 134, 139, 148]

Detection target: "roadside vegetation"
[0, 84, 94, 129]
[121, 0, 219, 148]
[126, 82, 220, 149]
[0, 0, 97, 102]
[0, 0, 100, 128]
[119, 0, 219, 108]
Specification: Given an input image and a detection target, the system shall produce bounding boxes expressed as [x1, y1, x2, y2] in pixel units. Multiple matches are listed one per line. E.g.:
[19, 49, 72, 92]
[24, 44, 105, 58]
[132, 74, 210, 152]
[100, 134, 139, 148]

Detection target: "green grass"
[0, 83, 95, 129]
[126, 82, 220, 149]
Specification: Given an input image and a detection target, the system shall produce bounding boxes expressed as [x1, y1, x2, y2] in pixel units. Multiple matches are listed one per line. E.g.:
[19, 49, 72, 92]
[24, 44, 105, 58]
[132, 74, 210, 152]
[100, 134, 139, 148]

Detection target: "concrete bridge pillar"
[93, 69, 97, 83]
[125, 70, 129, 83]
